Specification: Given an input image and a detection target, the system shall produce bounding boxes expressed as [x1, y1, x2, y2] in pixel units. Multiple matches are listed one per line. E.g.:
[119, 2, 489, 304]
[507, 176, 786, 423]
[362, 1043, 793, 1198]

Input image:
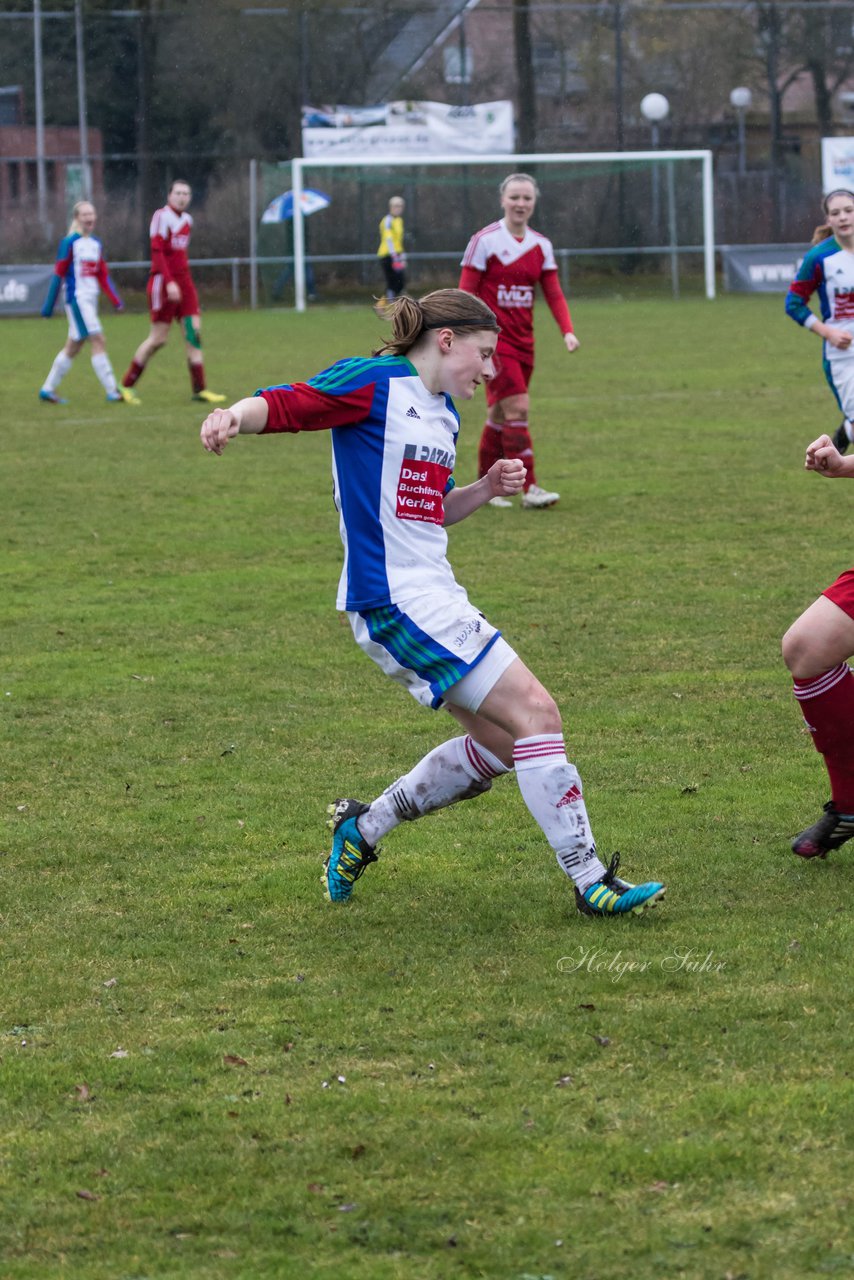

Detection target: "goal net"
[283, 150, 714, 311]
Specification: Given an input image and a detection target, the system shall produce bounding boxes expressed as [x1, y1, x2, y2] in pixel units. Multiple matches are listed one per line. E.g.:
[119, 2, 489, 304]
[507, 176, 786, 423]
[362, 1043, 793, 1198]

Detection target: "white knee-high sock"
[91, 352, 118, 395]
[42, 351, 73, 392]
[357, 735, 510, 845]
[513, 733, 606, 891]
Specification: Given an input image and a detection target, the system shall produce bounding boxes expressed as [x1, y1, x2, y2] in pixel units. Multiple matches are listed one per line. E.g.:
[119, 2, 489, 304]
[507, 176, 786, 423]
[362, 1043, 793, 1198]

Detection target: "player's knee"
[519, 691, 562, 737]
[782, 622, 821, 678]
[536, 696, 563, 735]
[502, 395, 528, 421]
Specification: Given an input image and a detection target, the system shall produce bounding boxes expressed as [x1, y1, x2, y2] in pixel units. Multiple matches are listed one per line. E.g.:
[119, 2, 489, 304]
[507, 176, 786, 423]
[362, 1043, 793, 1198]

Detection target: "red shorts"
[486, 350, 533, 407]
[148, 273, 199, 324]
[823, 568, 854, 621]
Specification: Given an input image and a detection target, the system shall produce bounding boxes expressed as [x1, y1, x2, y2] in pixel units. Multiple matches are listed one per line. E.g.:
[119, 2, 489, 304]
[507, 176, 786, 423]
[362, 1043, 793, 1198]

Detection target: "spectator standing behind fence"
[785, 188, 854, 456]
[377, 196, 406, 304]
[783, 431, 854, 860]
[39, 200, 139, 406]
[121, 179, 226, 404]
[459, 173, 579, 510]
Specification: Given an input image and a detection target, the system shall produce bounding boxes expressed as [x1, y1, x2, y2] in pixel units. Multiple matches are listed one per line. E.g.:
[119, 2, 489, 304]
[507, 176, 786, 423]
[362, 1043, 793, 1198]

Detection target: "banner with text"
[0, 264, 54, 316]
[822, 136, 854, 193]
[302, 100, 514, 159]
[721, 245, 805, 293]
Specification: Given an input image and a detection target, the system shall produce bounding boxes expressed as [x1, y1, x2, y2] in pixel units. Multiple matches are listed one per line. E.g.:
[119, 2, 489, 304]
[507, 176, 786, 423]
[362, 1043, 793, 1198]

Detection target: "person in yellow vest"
[377, 196, 406, 303]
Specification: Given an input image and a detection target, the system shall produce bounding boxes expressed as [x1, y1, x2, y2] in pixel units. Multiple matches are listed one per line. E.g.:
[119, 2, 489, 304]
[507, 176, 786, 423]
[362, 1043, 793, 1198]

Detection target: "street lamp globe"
[730, 86, 753, 111]
[640, 92, 670, 123]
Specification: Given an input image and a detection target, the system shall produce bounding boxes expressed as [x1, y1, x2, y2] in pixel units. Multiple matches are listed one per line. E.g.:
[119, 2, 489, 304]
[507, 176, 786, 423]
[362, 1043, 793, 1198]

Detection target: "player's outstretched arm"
[200, 396, 268, 455]
[444, 458, 525, 525]
[805, 433, 854, 477]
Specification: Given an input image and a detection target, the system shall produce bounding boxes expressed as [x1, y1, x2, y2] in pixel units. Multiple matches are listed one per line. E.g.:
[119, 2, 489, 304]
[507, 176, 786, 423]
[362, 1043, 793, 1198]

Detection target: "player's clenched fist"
[200, 407, 239, 454]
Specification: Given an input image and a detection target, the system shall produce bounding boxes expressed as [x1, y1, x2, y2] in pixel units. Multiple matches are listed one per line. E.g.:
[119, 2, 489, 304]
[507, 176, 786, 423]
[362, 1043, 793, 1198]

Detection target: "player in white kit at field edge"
[786, 189, 854, 455]
[39, 200, 139, 407]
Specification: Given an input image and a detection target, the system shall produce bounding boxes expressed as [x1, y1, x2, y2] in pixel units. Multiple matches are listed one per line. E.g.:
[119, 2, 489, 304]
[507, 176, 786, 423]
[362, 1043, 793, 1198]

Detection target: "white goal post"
[289, 149, 715, 312]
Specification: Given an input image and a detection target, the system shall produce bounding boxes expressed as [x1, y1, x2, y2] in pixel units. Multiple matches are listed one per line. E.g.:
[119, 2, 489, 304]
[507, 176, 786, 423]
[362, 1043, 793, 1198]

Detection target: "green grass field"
[3, 294, 853, 1280]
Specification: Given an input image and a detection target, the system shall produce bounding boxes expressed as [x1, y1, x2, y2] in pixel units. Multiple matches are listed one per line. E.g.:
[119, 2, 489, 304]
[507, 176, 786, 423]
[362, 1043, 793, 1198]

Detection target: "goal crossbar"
[289, 149, 715, 311]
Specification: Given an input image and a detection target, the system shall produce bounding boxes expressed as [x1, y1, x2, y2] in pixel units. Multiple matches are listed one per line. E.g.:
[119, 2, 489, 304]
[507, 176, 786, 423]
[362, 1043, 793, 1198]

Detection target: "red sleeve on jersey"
[54, 241, 74, 277]
[150, 214, 174, 282]
[788, 277, 818, 301]
[259, 382, 376, 433]
[96, 258, 122, 307]
[540, 270, 573, 334]
[459, 264, 484, 296]
[151, 235, 173, 281]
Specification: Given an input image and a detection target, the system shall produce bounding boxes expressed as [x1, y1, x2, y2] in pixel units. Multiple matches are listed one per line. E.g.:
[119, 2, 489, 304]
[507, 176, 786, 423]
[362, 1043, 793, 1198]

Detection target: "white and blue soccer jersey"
[257, 355, 462, 611]
[41, 232, 121, 334]
[786, 236, 854, 356]
[786, 236, 854, 415]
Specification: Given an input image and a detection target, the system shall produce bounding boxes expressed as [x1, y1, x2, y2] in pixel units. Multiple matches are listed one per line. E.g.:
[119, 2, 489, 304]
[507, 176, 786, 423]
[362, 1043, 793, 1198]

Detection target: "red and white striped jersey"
[460, 219, 572, 360]
[149, 203, 193, 281]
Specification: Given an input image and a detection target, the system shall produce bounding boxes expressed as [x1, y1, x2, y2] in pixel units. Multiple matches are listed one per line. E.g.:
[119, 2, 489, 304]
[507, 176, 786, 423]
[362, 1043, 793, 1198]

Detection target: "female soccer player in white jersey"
[459, 173, 579, 509]
[786, 189, 854, 454]
[39, 201, 139, 406]
[199, 288, 665, 918]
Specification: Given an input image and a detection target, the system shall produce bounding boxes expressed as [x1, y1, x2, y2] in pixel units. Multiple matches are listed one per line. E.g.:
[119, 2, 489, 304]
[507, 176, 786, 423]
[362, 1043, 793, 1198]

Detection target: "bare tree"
[514, 0, 537, 153]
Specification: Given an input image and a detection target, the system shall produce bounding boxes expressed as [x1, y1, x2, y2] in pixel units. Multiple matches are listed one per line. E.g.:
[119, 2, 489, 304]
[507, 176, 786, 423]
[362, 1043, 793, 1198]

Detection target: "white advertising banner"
[821, 136, 854, 192]
[302, 100, 514, 159]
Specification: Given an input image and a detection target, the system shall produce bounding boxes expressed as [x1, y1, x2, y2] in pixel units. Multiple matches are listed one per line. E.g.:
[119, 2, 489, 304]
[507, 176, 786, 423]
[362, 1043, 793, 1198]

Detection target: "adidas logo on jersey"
[406, 406, 421, 419]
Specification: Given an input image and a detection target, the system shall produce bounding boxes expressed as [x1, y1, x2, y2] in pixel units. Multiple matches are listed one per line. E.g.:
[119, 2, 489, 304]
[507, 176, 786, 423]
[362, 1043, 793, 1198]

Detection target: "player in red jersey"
[121, 180, 225, 404]
[784, 431, 854, 861]
[460, 173, 579, 509]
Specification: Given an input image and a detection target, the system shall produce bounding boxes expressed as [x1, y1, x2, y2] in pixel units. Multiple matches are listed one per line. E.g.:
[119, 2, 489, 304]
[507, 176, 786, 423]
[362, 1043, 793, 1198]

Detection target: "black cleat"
[791, 801, 854, 859]
[832, 421, 850, 455]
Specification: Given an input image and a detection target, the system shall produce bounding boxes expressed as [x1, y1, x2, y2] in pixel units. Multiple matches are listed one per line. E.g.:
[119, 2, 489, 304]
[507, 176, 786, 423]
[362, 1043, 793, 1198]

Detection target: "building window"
[444, 45, 473, 86]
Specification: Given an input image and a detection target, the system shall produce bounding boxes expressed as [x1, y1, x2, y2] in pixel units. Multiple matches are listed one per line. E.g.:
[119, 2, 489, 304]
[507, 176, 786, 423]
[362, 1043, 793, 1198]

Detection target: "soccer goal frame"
[288, 149, 715, 312]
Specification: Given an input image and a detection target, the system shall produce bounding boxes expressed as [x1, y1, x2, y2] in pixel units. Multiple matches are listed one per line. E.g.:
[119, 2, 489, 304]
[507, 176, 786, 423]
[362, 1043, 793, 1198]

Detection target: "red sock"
[122, 359, 145, 388]
[189, 360, 205, 394]
[478, 421, 504, 479]
[793, 663, 854, 811]
[501, 420, 537, 489]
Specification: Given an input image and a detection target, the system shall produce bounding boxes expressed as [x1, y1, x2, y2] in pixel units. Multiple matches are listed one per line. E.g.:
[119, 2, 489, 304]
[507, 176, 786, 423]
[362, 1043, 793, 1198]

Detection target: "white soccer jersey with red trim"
[149, 203, 193, 279]
[460, 219, 559, 358]
[257, 355, 463, 611]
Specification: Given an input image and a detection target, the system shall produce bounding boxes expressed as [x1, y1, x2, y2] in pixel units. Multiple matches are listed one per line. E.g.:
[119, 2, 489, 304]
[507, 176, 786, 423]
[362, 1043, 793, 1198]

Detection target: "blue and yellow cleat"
[192, 389, 227, 404]
[322, 798, 378, 903]
[39, 389, 67, 404]
[107, 386, 141, 405]
[576, 853, 665, 917]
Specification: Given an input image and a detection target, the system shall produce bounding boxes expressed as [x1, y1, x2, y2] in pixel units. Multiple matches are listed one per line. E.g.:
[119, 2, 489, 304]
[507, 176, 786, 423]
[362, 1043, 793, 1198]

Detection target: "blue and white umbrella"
[261, 189, 331, 223]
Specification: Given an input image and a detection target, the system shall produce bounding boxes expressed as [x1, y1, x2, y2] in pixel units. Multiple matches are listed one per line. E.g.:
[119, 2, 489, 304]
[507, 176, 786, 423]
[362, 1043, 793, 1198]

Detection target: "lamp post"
[640, 93, 669, 236]
[33, 0, 48, 234]
[74, 0, 92, 200]
[730, 86, 752, 177]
